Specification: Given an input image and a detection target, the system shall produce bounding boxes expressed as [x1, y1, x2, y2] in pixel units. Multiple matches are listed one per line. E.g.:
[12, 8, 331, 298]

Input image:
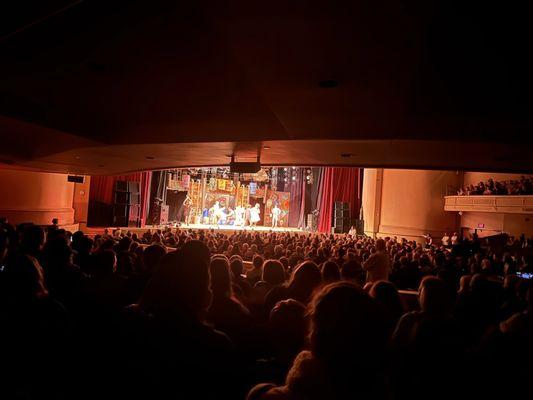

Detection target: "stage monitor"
[230, 161, 261, 174]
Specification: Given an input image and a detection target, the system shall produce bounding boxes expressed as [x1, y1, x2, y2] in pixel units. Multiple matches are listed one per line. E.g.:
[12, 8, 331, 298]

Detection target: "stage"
[86, 223, 306, 237]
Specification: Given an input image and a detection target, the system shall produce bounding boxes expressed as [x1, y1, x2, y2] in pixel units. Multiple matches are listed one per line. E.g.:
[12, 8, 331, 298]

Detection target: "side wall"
[362, 169, 461, 241]
[0, 168, 80, 226]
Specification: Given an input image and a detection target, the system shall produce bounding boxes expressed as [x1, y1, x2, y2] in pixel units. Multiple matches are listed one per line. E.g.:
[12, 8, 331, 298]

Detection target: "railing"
[444, 195, 533, 214]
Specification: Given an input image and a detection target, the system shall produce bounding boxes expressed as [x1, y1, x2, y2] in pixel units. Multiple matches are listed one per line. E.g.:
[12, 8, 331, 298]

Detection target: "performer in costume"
[244, 204, 252, 226]
[250, 203, 261, 227]
[210, 201, 221, 225]
[226, 207, 235, 225]
[182, 194, 193, 224]
[271, 204, 281, 228]
[234, 205, 245, 227]
[218, 206, 228, 225]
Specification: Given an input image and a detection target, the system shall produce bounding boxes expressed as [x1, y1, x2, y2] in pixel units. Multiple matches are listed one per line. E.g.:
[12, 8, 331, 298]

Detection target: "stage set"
[87, 166, 363, 234]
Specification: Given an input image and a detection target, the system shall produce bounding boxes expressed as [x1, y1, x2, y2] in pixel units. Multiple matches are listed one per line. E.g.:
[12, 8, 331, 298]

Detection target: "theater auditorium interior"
[0, 1, 532, 400]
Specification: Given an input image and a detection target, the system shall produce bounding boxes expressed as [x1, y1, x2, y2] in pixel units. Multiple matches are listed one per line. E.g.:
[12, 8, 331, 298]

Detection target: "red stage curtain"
[317, 167, 361, 233]
[89, 172, 152, 226]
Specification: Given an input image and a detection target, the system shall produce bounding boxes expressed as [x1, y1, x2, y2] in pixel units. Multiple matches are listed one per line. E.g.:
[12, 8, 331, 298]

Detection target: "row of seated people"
[457, 175, 532, 195]
[0, 221, 532, 399]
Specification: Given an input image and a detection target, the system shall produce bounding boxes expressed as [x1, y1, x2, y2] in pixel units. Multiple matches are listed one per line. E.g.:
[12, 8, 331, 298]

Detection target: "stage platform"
[86, 223, 306, 237]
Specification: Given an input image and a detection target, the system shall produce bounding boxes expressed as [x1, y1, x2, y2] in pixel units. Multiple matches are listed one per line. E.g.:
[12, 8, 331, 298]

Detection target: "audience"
[0, 219, 532, 400]
[457, 175, 532, 195]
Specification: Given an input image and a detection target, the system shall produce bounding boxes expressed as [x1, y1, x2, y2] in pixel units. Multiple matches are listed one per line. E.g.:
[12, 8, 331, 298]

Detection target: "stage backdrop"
[264, 190, 290, 227]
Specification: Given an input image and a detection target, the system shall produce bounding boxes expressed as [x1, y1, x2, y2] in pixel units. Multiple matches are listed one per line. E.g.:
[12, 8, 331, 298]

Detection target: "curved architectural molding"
[444, 195, 533, 214]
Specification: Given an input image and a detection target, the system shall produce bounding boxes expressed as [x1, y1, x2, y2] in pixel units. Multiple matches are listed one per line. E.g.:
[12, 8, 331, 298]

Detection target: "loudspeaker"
[230, 161, 261, 173]
[115, 180, 128, 192]
[128, 181, 140, 193]
[128, 204, 141, 227]
[129, 193, 141, 205]
[67, 175, 84, 183]
[114, 192, 130, 205]
[113, 204, 129, 226]
[334, 218, 344, 233]
[356, 219, 364, 234]
[333, 201, 350, 233]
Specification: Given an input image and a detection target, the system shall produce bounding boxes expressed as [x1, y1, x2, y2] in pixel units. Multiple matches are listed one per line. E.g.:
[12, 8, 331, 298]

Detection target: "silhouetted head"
[252, 254, 264, 270]
[21, 225, 45, 254]
[182, 240, 211, 266]
[93, 250, 116, 278]
[321, 261, 340, 283]
[269, 299, 306, 358]
[418, 276, 452, 316]
[309, 282, 387, 371]
[369, 280, 404, 323]
[289, 261, 322, 303]
[210, 257, 232, 298]
[142, 244, 167, 274]
[140, 248, 211, 321]
[375, 239, 386, 252]
[229, 256, 244, 279]
[262, 260, 286, 286]
[43, 236, 73, 266]
[2, 254, 48, 301]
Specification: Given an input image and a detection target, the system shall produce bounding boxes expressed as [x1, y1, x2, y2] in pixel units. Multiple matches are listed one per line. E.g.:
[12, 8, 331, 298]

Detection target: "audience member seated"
[457, 175, 532, 195]
[254, 299, 307, 385]
[0, 218, 532, 400]
[118, 242, 240, 399]
[248, 282, 390, 400]
[207, 256, 253, 350]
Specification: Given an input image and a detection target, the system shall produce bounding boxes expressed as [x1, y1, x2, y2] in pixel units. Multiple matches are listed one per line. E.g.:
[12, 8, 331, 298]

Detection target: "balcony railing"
[444, 195, 533, 214]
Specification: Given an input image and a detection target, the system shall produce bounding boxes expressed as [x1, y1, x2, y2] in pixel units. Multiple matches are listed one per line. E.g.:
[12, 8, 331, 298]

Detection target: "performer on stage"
[218, 206, 228, 225]
[183, 194, 193, 224]
[235, 205, 245, 227]
[226, 207, 235, 225]
[250, 203, 261, 227]
[210, 201, 221, 225]
[244, 204, 252, 226]
[271, 204, 281, 228]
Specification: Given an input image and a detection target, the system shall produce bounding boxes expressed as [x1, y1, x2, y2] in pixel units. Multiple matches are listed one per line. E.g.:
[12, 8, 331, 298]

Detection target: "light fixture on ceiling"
[263, 145, 271, 150]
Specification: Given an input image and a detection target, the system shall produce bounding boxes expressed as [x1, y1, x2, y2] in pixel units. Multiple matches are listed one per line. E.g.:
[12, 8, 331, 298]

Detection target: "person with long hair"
[248, 282, 390, 400]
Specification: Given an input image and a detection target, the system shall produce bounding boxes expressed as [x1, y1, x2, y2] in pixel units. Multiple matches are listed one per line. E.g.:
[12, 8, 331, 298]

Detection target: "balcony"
[444, 195, 533, 214]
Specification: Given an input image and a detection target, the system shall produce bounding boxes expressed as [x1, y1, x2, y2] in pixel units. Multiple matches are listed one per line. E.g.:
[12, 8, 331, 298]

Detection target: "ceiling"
[1, 0, 532, 175]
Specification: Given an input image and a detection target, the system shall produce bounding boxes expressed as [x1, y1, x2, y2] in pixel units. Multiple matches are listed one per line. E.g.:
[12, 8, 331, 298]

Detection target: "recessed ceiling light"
[263, 145, 271, 150]
[318, 79, 340, 88]
[74, 155, 80, 160]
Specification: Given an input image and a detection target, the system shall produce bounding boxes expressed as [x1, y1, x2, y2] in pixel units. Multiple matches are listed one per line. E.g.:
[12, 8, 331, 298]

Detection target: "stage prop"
[163, 168, 293, 228]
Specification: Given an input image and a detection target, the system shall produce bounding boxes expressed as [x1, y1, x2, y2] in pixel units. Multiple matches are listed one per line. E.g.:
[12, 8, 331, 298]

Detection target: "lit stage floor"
[86, 223, 306, 236]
